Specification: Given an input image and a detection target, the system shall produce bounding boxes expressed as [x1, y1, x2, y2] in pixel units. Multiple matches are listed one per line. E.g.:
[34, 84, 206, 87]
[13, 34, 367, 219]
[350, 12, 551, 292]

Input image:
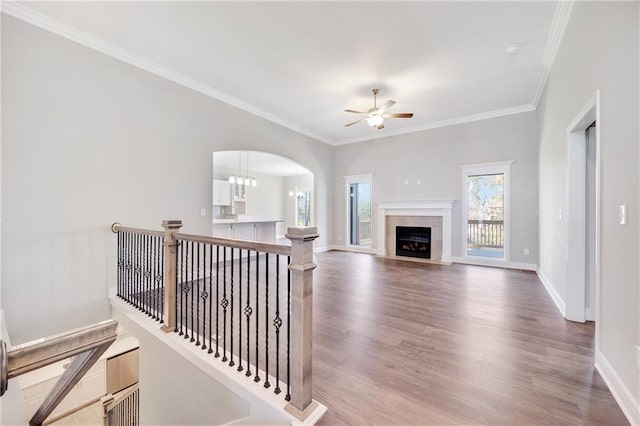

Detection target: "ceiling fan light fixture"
[367, 115, 384, 127]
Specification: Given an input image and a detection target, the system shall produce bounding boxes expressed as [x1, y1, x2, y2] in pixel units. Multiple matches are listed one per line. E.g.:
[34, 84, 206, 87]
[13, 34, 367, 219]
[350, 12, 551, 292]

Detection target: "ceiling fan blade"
[376, 123, 385, 130]
[345, 117, 367, 127]
[377, 100, 396, 114]
[344, 109, 366, 114]
[384, 113, 414, 118]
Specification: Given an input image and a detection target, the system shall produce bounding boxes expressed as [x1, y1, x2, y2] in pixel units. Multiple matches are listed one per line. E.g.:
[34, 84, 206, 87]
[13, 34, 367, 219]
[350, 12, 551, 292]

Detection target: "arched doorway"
[212, 151, 314, 242]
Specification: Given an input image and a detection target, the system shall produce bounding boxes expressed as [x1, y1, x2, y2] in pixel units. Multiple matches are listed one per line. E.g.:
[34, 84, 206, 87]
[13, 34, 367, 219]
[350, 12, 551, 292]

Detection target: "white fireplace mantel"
[377, 199, 455, 263]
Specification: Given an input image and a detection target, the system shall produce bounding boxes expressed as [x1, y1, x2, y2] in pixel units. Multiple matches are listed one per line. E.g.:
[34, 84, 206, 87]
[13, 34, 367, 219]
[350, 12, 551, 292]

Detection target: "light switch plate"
[200, 208, 206, 216]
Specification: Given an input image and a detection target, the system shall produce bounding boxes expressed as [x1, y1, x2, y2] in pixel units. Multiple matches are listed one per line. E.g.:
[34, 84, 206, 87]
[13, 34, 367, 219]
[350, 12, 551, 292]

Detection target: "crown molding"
[531, 0, 575, 108]
[1, 1, 331, 145]
[332, 104, 535, 146]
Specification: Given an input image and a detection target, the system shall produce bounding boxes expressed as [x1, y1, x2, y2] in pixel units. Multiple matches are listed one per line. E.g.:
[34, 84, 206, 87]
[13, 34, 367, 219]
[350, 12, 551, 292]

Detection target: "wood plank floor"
[312, 251, 628, 425]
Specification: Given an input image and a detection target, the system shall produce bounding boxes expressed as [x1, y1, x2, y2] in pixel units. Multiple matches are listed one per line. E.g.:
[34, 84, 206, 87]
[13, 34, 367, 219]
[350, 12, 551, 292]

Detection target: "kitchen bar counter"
[212, 219, 283, 242]
[212, 218, 284, 225]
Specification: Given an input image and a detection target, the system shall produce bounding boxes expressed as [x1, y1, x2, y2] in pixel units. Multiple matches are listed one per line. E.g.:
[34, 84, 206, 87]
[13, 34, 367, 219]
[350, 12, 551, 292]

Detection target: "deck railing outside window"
[467, 219, 504, 258]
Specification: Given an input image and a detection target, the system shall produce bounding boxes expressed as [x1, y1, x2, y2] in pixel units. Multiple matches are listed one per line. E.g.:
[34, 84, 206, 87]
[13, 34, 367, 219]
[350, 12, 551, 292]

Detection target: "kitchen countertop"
[212, 219, 284, 225]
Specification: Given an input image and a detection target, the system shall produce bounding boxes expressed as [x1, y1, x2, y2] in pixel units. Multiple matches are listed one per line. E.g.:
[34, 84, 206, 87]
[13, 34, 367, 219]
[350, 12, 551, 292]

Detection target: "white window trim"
[344, 173, 374, 250]
[459, 161, 513, 263]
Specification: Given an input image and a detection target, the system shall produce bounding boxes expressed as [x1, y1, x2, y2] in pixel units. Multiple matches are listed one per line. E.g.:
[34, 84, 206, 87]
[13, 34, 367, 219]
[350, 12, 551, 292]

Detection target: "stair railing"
[112, 220, 319, 421]
[0, 319, 118, 426]
[102, 383, 139, 426]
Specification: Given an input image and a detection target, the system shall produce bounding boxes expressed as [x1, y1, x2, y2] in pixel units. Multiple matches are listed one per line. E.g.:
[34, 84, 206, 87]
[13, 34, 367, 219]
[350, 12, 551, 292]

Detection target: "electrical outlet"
[523, 248, 529, 256]
[200, 208, 206, 216]
[636, 345, 640, 370]
[620, 205, 627, 225]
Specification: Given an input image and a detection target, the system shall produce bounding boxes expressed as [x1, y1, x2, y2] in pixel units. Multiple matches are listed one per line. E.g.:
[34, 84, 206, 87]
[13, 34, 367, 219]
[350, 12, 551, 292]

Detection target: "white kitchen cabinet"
[213, 179, 232, 206]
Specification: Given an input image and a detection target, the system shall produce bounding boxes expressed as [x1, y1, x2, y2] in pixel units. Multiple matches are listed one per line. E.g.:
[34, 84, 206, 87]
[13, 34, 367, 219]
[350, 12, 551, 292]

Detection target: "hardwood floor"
[312, 251, 628, 425]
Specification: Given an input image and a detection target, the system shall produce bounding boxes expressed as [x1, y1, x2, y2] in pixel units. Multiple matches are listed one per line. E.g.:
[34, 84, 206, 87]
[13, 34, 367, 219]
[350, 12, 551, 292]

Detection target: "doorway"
[566, 91, 600, 330]
[345, 174, 373, 249]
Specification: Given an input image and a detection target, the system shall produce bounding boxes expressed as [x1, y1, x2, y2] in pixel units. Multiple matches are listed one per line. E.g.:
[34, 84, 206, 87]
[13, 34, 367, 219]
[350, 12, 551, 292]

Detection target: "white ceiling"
[214, 151, 311, 177]
[10, 1, 560, 145]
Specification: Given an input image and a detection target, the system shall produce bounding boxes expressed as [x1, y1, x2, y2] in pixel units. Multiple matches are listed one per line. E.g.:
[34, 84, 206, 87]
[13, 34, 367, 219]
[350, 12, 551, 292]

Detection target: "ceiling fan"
[344, 88, 414, 130]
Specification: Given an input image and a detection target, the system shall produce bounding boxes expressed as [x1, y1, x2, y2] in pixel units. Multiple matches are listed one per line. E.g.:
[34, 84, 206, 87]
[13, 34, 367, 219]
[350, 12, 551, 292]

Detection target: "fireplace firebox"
[396, 226, 431, 259]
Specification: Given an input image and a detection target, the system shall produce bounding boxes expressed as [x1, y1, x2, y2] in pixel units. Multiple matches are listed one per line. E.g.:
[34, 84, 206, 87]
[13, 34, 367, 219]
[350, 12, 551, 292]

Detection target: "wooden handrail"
[111, 222, 164, 237]
[174, 232, 292, 256]
[102, 383, 138, 413]
[1, 320, 118, 426]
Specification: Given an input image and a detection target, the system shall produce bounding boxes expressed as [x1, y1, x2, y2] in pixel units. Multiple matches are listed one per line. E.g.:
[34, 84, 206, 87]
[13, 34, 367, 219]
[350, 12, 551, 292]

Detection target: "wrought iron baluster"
[254, 251, 260, 383]
[190, 240, 195, 342]
[201, 243, 209, 351]
[180, 240, 187, 336]
[195, 242, 201, 346]
[238, 248, 243, 372]
[133, 233, 138, 309]
[286, 255, 291, 401]
[229, 247, 235, 367]
[274, 254, 282, 395]
[150, 235, 156, 319]
[138, 233, 144, 311]
[214, 245, 220, 357]
[221, 246, 228, 362]
[126, 232, 132, 304]
[264, 253, 270, 389]
[117, 231, 122, 298]
[245, 250, 252, 377]
[207, 244, 213, 352]
[161, 235, 166, 324]
[145, 234, 151, 316]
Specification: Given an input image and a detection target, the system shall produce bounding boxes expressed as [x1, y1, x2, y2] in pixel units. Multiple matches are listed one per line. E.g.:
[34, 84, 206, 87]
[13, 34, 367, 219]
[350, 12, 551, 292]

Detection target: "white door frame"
[460, 161, 513, 263]
[565, 91, 600, 345]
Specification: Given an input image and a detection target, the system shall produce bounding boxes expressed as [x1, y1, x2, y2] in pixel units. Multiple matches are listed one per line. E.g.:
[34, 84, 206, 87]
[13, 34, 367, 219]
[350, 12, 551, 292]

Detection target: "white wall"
[0, 311, 29, 426]
[1, 15, 333, 343]
[537, 0, 639, 411]
[332, 111, 539, 263]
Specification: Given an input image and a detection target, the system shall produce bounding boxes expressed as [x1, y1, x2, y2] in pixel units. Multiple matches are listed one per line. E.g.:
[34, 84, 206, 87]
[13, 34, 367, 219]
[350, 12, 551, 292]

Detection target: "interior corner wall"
[332, 111, 539, 263]
[0, 15, 333, 343]
[537, 0, 639, 406]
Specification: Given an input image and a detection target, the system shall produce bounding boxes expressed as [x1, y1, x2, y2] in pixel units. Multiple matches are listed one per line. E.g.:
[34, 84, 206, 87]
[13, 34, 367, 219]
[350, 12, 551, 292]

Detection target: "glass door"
[466, 173, 505, 258]
[348, 181, 372, 248]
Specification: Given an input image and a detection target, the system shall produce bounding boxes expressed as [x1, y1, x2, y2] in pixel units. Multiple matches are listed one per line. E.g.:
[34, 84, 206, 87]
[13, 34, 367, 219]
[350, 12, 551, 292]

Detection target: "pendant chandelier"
[228, 151, 257, 187]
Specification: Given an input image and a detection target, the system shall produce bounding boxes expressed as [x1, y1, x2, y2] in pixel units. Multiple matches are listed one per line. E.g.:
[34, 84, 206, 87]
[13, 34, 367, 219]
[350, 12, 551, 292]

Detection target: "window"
[460, 162, 511, 261]
[295, 191, 311, 227]
[344, 174, 373, 248]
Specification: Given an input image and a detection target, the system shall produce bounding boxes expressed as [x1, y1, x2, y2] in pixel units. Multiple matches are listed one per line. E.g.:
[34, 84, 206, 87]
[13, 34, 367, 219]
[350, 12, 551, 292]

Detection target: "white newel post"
[285, 227, 319, 420]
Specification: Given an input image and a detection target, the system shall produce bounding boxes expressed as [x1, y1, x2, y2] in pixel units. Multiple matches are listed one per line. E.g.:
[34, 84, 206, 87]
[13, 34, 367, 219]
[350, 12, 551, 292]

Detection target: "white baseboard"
[324, 245, 378, 254]
[451, 256, 537, 271]
[595, 351, 640, 426]
[536, 267, 566, 317]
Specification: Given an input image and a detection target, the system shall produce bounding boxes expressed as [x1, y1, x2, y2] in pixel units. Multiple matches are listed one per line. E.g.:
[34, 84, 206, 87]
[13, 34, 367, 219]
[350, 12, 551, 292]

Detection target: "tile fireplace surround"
[377, 200, 455, 264]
